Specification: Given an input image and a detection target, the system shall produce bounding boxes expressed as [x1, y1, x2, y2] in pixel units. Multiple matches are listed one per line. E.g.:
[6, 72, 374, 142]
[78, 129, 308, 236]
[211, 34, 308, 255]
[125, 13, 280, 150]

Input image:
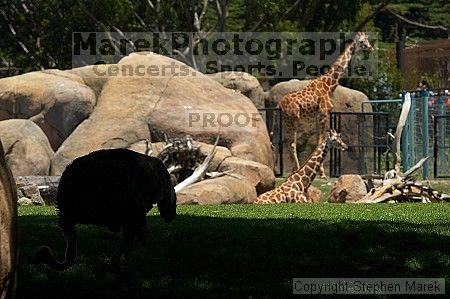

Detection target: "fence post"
[401, 92, 413, 172]
[421, 90, 430, 179]
[401, 93, 408, 171]
[438, 98, 446, 176]
[409, 94, 416, 170]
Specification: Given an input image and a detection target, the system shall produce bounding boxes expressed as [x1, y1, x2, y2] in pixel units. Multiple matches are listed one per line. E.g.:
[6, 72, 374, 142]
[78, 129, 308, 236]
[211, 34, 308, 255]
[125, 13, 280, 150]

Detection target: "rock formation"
[207, 71, 266, 109]
[51, 53, 273, 175]
[0, 119, 54, 176]
[0, 140, 18, 298]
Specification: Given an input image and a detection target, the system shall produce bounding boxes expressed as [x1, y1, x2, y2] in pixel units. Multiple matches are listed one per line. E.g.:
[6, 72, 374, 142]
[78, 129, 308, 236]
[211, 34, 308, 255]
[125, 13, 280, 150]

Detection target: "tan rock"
[306, 185, 322, 203]
[176, 174, 256, 204]
[0, 119, 54, 176]
[218, 157, 275, 194]
[52, 52, 273, 175]
[18, 184, 45, 205]
[329, 174, 368, 203]
[68, 64, 113, 97]
[0, 70, 97, 149]
[207, 71, 266, 109]
[197, 142, 232, 172]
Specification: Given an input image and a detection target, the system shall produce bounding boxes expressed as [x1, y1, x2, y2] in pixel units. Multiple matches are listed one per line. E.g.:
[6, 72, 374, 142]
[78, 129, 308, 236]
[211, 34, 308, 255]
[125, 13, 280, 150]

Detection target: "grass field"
[17, 203, 450, 298]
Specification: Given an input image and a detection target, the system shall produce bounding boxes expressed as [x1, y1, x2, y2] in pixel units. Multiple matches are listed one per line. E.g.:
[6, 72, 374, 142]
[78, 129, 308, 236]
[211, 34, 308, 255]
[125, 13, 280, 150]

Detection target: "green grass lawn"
[17, 203, 450, 298]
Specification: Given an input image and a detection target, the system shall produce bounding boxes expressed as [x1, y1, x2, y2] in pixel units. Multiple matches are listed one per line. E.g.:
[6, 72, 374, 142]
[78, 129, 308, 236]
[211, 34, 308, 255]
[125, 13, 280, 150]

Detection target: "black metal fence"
[258, 109, 391, 177]
[329, 112, 390, 177]
[433, 115, 450, 178]
[258, 107, 284, 176]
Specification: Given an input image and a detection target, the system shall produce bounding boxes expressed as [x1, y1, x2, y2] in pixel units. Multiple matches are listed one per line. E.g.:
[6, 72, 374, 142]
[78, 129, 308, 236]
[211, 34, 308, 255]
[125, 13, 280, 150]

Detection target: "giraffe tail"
[270, 104, 279, 139]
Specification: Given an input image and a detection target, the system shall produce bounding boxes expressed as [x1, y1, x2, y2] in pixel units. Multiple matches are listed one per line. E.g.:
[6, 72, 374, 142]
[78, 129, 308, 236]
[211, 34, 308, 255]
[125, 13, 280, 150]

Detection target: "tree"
[2, 0, 448, 75]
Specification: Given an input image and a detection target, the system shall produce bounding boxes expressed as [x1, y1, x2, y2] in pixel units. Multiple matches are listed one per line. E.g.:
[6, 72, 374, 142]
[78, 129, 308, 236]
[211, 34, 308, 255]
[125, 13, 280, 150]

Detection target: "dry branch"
[403, 157, 428, 177]
[386, 8, 449, 35]
[394, 92, 411, 173]
[174, 135, 219, 193]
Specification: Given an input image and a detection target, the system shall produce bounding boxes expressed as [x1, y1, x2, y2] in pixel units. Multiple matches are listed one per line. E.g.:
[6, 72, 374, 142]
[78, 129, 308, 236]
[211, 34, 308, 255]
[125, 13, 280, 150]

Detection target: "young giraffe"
[254, 129, 347, 204]
[279, 32, 373, 176]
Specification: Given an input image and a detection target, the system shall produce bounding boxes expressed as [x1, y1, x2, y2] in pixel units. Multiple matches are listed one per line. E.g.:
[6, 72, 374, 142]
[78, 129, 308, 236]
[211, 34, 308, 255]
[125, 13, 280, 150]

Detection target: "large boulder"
[0, 140, 18, 298]
[329, 174, 368, 203]
[176, 174, 256, 204]
[207, 72, 266, 109]
[68, 64, 113, 97]
[0, 119, 54, 176]
[52, 52, 273, 175]
[0, 70, 97, 150]
[218, 157, 275, 194]
[267, 79, 370, 175]
[197, 142, 233, 172]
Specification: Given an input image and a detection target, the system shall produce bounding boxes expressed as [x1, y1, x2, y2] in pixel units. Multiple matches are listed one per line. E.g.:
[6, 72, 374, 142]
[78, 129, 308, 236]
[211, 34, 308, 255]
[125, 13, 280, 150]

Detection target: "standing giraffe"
[278, 32, 373, 176]
[254, 129, 347, 204]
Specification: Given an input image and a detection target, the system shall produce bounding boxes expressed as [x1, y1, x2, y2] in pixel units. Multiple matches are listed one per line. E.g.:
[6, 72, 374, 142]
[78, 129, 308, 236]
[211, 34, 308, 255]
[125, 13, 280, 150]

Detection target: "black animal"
[30, 149, 176, 272]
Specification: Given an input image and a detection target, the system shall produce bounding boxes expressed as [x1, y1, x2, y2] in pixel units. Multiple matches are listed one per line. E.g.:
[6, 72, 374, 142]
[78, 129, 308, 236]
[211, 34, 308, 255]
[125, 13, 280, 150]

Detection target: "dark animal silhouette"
[30, 149, 176, 272]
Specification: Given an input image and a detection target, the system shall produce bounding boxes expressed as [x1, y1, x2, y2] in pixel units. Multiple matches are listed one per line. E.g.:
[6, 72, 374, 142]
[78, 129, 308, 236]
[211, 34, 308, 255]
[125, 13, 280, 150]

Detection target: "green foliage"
[0, 0, 384, 71]
[343, 44, 405, 99]
[376, 0, 449, 42]
[0, 0, 448, 94]
[17, 203, 450, 297]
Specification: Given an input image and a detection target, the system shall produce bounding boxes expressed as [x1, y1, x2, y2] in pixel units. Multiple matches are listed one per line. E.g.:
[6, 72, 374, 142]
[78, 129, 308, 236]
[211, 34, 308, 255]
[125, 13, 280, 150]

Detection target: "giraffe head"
[327, 129, 348, 151]
[355, 32, 374, 53]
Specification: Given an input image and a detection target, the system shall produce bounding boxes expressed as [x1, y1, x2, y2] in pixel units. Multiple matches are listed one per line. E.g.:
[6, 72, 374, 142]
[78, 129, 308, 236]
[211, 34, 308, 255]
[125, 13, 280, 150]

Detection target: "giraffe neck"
[321, 39, 356, 92]
[289, 139, 330, 190]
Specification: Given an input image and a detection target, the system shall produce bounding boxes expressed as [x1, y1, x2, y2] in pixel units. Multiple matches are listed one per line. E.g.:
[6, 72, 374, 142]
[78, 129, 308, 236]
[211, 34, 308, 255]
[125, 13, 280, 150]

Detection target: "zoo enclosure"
[329, 111, 390, 177]
[260, 89, 450, 178]
[258, 107, 284, 176]
[434, 115, 450, 178]
[259, 107, 391, 178]
[362, 89, 450, 179]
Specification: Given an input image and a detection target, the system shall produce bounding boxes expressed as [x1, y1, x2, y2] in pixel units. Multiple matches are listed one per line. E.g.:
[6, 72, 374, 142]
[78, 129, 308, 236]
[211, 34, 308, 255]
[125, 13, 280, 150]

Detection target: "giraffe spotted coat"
[254, 130, 347, 204]
[278, 32, 373, 172]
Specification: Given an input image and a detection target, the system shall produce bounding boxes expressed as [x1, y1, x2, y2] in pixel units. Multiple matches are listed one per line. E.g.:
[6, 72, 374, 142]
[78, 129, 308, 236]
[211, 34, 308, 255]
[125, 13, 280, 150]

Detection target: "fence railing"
[329, 111, 390, 177]
[434, 115, 450, 178]
[261, 88, 449, 178]
[362, 89, 450, 179]
[258, 107, 284, 177]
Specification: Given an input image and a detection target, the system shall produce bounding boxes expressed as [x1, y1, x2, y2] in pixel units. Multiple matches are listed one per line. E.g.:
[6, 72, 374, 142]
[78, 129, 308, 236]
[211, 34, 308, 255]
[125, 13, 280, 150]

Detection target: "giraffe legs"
[291, 130, 300, 170]
[318, 117, 329, 179]
[294, 193, 308, 203]
[283, 115, 301, 173]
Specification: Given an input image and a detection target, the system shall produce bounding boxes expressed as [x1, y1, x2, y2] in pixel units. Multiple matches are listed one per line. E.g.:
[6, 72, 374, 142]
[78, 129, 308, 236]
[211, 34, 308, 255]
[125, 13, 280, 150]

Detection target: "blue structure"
[364, 89, 450, 179]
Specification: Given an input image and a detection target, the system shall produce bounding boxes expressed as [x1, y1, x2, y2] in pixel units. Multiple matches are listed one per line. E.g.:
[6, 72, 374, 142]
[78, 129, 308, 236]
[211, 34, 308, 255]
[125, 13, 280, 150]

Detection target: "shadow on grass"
[17, 213, 450, 298]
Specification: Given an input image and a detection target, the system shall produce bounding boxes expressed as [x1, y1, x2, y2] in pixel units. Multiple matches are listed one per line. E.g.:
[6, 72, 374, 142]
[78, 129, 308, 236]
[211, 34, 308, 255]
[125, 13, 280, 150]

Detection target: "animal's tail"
[29, 230, 77, 271]
[154, 157, 177, 223]
[158, 185, 176, 223]
[270, 105, 279, 139]
[269, 105, 281, 170]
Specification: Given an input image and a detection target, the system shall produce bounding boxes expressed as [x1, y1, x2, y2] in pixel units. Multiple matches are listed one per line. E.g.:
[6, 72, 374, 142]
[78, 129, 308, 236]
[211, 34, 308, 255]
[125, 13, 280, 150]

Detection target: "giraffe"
[254, 129, 347, 204]
[278, 32, 373, 177]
